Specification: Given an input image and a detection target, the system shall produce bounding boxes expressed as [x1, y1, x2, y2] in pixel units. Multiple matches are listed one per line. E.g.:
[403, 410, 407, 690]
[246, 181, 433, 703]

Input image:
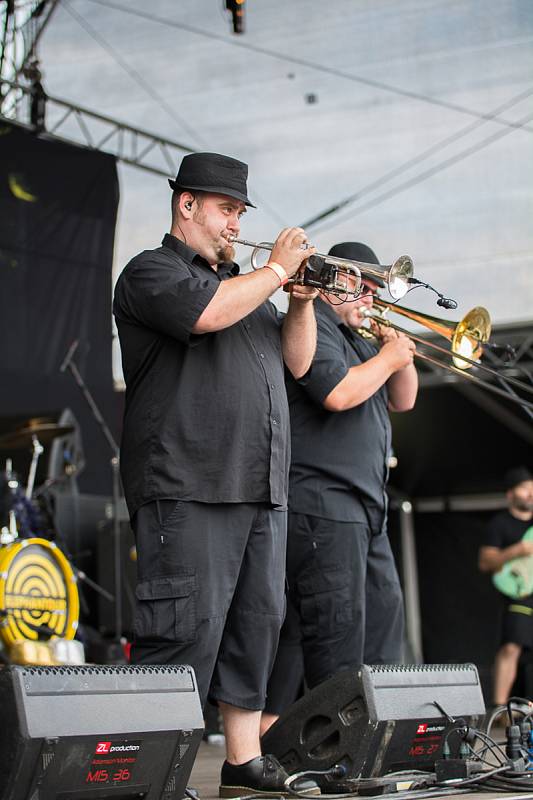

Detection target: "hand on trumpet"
[288, 282, 319, 302]
[270, 227, 315, 279]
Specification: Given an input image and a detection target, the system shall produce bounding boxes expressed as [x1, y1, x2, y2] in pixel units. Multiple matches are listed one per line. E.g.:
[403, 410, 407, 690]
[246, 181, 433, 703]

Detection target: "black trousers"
[266, 512, 404, 711]
[130, 500, 287, 710]
[501, 595, 533, 647]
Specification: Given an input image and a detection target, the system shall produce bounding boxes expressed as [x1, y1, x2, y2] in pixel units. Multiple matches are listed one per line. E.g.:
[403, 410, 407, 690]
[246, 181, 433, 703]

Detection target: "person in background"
[479, 466, 533, 705]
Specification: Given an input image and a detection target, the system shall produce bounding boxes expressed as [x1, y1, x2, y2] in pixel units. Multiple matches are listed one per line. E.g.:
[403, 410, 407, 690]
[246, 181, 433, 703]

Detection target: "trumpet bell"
[452, 306, 491, 369]
[389, 255, 414, 300]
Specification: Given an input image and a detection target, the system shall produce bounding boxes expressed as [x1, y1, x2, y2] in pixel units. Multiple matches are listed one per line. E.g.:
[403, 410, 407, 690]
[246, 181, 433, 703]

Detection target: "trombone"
[373, 302, 492, 370]
[227, 236, 414, 300]
[359, 301, 533, 412]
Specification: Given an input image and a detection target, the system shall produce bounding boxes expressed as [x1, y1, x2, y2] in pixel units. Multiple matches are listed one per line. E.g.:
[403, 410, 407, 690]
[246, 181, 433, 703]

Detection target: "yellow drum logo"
[0, 538, 79, 646]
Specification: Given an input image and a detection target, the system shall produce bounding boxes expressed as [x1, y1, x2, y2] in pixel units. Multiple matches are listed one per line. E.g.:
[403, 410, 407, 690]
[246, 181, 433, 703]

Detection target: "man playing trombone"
[263, 240, 418, 729]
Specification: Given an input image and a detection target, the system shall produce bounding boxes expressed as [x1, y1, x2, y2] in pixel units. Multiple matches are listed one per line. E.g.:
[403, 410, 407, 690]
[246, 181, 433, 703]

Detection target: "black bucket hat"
[328, 242, 385, 288]
[168, 152, 256, 207]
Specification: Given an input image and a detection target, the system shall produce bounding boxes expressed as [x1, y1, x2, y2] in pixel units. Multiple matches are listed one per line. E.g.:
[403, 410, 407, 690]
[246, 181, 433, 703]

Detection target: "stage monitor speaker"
[261, 663, 485, 790]
[0, 664, 204, 800]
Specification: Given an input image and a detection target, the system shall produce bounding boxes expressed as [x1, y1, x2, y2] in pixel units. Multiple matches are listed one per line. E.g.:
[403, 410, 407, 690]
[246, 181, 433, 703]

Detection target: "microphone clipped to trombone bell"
[227, 236, 415, 300]
[358, 301, 533, 413]
[369, 302, 492, 370]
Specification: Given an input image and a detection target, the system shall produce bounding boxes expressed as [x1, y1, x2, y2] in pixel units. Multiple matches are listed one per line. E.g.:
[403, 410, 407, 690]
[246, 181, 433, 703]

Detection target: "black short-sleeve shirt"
[113, 234, 289, 516]
[287, 298, 391, 532]
[485, 511, 532, 549]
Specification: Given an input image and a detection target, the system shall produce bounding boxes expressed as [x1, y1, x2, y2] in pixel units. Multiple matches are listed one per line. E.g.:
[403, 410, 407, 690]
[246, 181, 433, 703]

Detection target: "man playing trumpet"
[114, 152, 320, 797]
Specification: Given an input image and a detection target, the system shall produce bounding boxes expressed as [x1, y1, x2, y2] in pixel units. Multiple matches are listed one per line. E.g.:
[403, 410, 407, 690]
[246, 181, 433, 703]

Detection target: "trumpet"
[227, 236, 414, 300]
[359, 302, 533, 412]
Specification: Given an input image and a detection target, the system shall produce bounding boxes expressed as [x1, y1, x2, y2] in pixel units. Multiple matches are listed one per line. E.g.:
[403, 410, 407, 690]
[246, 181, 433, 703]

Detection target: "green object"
[493, 526, 533, 599]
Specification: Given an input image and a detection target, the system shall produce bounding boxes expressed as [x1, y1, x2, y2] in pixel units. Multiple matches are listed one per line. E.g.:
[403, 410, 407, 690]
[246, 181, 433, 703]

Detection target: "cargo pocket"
[297, 566, 353, 637]
[134, 574, 197, 644]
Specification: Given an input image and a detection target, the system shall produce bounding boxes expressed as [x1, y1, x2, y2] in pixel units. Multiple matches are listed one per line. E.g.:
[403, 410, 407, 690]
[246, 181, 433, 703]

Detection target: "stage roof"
[36, 0, 533, 328]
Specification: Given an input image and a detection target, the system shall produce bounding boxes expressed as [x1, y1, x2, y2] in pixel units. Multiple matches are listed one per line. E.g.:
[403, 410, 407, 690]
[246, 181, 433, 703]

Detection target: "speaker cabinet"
[0, 664, 204, 800]
[261, 663, 485, 789]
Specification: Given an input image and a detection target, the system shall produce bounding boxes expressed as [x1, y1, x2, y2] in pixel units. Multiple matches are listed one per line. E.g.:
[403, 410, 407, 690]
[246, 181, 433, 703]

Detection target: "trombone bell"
[452, 306, 491, 369]
[374, 300, 491, 370]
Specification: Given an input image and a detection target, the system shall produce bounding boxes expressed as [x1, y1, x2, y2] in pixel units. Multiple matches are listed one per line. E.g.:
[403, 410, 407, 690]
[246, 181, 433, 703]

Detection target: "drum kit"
[0, 417, 83, 665]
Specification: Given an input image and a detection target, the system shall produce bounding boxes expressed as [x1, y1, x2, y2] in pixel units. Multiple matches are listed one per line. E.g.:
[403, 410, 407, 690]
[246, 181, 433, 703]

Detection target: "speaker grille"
[20, 664, 190, 677]
[367, 663, 478, 674]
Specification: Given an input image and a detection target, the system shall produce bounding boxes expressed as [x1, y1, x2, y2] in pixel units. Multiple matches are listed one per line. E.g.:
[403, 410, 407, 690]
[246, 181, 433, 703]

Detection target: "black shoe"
[219, 754, 320, 798]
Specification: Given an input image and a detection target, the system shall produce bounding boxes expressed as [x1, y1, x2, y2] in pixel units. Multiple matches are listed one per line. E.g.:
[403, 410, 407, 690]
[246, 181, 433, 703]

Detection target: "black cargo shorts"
[129, 499, 287, 710]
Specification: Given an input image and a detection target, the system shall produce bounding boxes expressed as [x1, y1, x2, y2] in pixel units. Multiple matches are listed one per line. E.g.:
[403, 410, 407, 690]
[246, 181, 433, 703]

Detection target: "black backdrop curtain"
[0, 121, 120, 494]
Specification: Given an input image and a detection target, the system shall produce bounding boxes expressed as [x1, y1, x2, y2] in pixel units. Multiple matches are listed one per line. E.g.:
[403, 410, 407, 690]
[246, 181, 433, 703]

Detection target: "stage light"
[226, 0, 245, 34]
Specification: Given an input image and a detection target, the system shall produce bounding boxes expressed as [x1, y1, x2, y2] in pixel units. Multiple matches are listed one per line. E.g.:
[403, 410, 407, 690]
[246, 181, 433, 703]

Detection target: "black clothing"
[220, 755, 319, 797]
[485, 511, 532, 551]
[486, 510, 533, 647]
[285, 513, 403, 689]
[168, 152, 256, 207]
[131, 500, 287, 709]
[264, 595, 304, 715]
[114, 233, 292, 710]
[288, 298, 390, 532]
[113, 234, 289, 516]
[266, 299, 404, 712]
[501, 597, 533, 647]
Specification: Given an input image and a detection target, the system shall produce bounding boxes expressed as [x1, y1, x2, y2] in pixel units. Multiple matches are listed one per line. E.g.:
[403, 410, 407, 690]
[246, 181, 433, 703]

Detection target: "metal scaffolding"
[1, 80, 195, 176]
[415, 320, 533, 441]
[0, 1, 194, 177]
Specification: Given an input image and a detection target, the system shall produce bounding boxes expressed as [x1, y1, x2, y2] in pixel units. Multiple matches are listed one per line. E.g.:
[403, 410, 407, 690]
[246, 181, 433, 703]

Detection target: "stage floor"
[188, 741, 533, 800]
[190, 740, 225, 800]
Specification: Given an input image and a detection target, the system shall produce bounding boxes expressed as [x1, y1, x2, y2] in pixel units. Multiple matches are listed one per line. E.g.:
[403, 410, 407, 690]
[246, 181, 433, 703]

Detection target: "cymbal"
[0, 419, 75, 450]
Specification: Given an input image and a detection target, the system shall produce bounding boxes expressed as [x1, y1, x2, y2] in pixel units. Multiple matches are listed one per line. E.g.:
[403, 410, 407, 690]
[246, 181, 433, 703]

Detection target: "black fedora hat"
[328, 242, 385, 288]
[503, 466, 533, 491]
[168, 152, 256, 207]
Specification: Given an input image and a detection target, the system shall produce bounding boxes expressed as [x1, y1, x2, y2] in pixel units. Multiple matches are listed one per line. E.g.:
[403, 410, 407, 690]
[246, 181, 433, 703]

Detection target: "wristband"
[264, 261, 289, 287]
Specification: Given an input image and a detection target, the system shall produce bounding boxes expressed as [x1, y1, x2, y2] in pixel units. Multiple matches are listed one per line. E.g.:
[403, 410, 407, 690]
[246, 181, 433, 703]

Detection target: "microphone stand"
[60, 341, 124, 641]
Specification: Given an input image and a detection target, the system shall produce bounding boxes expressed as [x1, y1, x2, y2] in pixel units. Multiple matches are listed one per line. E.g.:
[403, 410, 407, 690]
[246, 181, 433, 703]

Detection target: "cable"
[300, 84, 533, 230]
[466, 743, 503, 768]
[406, 277, 457, 310]
[484, 703, 508, 741]
[494, 373, 533, 420]
[471, 729, 507, 765]
[481, 774, 533, 791]
[436, 764, 508, 788]
[59, 0, 203, 147]
[58, 1, 287, 228]
[507, 696, 533, 724]
[59, 0, 533, 240]
[484, 347, 533, 387]
[307, 106, 533, 236]
[79, 0, 533, 135]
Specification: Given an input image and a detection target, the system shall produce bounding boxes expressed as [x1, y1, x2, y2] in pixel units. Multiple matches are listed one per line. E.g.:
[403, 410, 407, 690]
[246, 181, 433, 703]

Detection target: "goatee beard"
[513, 499, 533, 513]
[216, 243, 235, 263]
